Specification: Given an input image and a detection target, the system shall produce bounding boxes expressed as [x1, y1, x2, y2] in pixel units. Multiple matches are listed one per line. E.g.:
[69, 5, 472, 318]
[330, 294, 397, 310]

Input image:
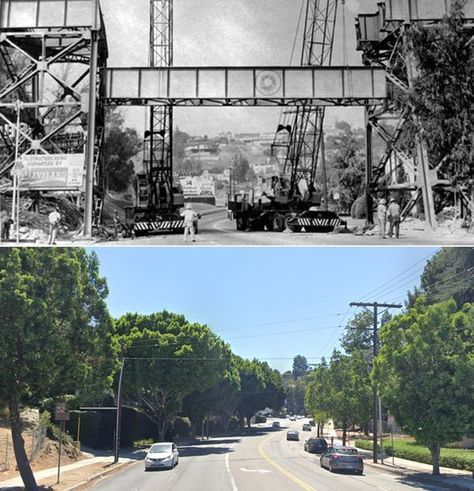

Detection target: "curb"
[364, 461, 474, 491]
[64, 460, 134, 491]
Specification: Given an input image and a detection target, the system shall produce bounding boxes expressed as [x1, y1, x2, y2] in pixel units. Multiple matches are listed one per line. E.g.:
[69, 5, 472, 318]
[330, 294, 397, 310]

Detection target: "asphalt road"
[104, 209, 474, 246]
[89, 419, 447, 491]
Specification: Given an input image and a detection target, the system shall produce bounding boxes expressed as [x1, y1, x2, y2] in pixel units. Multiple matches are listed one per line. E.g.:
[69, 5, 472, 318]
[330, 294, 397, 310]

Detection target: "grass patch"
[355, 438, 474, 472]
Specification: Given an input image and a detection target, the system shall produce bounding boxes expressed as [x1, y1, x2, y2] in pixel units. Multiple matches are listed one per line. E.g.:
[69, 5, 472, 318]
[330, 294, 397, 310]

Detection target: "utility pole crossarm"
[350, 302, 402, 309]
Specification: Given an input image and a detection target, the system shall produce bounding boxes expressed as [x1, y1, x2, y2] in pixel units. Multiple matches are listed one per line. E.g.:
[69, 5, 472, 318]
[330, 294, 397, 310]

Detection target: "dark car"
[320, 446, 364, 474]
[302, 423, 312, 431]
[304, 437, 328, 454]
[286, 430, 299, 441]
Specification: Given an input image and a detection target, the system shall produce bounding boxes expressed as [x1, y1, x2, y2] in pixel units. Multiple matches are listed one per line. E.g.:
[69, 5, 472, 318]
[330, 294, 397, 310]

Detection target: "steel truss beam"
[102, 66, 386, 106]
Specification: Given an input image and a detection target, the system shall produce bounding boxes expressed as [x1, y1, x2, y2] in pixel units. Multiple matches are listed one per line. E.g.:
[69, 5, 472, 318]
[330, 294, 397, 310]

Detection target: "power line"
[354, 250, 438, 303]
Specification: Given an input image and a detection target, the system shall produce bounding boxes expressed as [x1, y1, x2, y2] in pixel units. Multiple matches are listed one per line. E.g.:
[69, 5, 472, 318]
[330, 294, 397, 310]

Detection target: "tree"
[373, 299, 474, 475]
[407, 3, 474, 180]
[114, 311, 233, 440]
[236, 359, 285, 427]
[340, 311, 374, 356]
[103, 110, 141, 192]
[232, 153, 255, 183]
[326, 123, 365, 213]
[285, 378, 307, 416]
[305, 358, 331, 436]
[408, 248, 474, 306]
[292, 355, 309, 380]
[0, 249, 115, 491]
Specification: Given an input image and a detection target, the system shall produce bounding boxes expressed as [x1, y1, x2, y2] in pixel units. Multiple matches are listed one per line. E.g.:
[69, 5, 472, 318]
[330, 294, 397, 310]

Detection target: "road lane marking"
[257, 435, 317, 491]
[240, 468, 271, 473]
[225, 452, 239, 491]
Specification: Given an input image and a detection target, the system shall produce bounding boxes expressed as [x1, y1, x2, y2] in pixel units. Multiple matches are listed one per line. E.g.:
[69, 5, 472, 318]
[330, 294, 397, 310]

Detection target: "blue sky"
[101, 0, 381, 136]
[91, 247, 439, 372]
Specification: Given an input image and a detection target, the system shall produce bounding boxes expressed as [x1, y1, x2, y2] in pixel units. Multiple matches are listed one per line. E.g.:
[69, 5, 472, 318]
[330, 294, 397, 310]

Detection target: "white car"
[144, 442, 179, 470]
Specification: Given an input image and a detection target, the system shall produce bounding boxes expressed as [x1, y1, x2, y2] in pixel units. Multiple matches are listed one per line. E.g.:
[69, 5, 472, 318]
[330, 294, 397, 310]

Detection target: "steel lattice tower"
[279, 0, 338, 202]
[145, 0, 173, 209]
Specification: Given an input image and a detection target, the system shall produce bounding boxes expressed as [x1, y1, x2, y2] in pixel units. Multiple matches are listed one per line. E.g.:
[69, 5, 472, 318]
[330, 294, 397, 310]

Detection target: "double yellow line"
[257, 434, 317, 491]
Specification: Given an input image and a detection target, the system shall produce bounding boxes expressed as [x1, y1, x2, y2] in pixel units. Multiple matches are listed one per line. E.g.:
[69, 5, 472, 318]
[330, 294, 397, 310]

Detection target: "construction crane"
[124, 0, 185, 236]
[228, 0, 346, 232]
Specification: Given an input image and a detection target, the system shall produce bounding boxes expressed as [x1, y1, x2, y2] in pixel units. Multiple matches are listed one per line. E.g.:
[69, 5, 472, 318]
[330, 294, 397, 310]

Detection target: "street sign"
[55, 403, 69, 422]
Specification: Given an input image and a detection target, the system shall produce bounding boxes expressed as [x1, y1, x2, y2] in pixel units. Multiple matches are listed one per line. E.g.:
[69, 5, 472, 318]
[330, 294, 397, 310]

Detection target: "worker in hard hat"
[181, 203, 198, 243]
[376, 198, 387, 239]
[387, 198, 401, 239]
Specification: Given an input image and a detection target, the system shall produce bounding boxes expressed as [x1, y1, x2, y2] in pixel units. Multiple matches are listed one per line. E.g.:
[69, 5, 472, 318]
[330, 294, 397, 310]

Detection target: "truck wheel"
[236, 216, 247, 231]
[272, 213, 285, 232]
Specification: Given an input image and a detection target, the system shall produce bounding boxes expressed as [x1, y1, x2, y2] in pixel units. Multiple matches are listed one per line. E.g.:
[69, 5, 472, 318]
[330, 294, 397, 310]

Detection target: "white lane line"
[225, 452, 239, 491]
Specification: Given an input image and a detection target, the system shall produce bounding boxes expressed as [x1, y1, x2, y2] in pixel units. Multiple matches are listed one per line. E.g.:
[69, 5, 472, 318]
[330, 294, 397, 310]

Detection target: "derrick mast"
[277, 0, 339, 202]
[143, 0, 173, 210]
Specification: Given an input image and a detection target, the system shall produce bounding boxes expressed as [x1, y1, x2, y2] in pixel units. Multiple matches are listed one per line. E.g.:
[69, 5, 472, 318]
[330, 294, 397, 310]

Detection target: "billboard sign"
[20, 153, 84, 190]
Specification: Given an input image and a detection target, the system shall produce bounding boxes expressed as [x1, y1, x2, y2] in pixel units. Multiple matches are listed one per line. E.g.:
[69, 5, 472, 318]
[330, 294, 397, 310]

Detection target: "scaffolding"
[356, 0, 474, 227]
[0, 0, 108, 236]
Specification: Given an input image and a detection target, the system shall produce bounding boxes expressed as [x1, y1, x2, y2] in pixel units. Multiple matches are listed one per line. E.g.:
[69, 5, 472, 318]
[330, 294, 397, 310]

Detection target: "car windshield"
[149, 443, 172, 453]
[335, 448, 358, 455]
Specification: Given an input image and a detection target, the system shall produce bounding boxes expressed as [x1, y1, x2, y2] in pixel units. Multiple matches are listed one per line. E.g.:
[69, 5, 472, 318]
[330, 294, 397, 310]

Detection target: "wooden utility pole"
[349, 301, 402, 463]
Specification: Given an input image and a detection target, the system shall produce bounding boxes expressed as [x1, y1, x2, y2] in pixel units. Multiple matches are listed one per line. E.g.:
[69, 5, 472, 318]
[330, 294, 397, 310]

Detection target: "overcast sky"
[92, 246, 438, 373]
[100, 0, 380, 136]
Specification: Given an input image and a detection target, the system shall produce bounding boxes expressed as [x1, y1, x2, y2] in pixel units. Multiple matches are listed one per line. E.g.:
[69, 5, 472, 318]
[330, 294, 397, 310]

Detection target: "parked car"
[304, 437, 328, 454]
[272, 421, 281, 429]
[286, 430, 300, 441]
[320, 446, 363, 474]
[144, 442, 179, 470]
[302, 423, 312, 431]
[288, 416, 296, 421]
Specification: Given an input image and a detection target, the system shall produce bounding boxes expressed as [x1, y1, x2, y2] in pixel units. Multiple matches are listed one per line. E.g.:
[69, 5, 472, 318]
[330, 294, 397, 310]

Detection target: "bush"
[134, 438, 154, 449]
[355, 438, 474, 472]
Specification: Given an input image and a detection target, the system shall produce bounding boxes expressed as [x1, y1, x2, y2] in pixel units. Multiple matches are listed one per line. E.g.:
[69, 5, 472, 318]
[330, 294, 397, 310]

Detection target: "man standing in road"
[376, 198, 387, 239]
[387, 198, 401, 238]
[48, 205, 61, 245]
[181, 203, 198, 243]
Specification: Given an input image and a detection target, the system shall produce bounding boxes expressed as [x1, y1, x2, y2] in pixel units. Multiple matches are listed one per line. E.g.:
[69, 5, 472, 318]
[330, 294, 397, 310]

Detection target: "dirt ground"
[0, 426, 86, 483]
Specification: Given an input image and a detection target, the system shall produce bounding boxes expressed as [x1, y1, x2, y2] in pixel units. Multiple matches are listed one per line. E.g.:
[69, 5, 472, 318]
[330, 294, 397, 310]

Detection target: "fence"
[0, 426, 47, 471]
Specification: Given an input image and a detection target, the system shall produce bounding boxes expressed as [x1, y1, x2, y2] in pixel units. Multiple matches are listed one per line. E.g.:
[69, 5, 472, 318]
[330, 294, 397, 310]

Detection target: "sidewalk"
[354, 446, 474, 491]
[0, 456, 134, 491]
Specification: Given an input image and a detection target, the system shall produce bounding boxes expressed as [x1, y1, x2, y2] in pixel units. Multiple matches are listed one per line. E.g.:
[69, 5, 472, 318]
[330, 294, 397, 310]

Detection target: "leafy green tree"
[407, 3, 474, 180]
[340, 311, 374, 356]
[409, 248, 474, 306]
[114, 311, 233, 440]
[0, 248, 115, 491]
[305, 358, 331, 436]
[182, 360, 240, 434]
[236, 359, 285, 426]
[326, 351, 372, 444]
[103, 110, 141, 192]
[373, 299, 474, 475]
[292, 355, 309, 380]
[285, 378, 307, 415]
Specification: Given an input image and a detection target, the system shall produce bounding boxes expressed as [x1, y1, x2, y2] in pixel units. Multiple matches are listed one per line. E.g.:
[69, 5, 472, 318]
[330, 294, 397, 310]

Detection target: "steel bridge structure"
[3, 0, 470, 235]
[0, 0, 108, 235]
[356, 0, 474, 228]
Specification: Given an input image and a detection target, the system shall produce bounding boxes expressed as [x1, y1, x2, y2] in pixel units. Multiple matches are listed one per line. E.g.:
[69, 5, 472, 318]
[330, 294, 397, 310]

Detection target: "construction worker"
[376, 198, 387, 239]
[387, 198, 401, 238]
[113, 209, 121, 240]
[47, 205, 61, 245]
[181, 203, 198, 243]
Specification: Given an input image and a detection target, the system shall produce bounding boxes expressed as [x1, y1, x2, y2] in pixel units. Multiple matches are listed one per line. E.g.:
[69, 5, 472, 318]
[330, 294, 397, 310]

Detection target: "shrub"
[355, 438, 474, 472]
[134, 438, 154, 449]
